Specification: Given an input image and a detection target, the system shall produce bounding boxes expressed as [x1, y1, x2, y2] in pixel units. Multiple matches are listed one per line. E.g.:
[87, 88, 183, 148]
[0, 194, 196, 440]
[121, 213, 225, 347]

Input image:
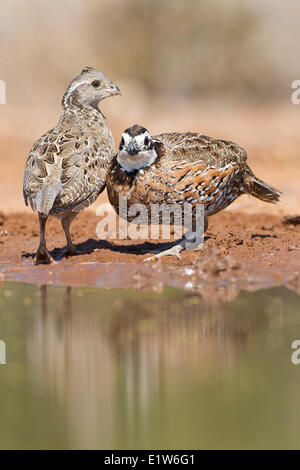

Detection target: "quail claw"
[34, 245, 56, 265]
[143, 244, 183, 262]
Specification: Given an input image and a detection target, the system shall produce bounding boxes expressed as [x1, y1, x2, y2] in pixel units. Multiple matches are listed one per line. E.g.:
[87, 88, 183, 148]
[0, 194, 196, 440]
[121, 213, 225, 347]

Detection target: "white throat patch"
[117, 148, 157, 173]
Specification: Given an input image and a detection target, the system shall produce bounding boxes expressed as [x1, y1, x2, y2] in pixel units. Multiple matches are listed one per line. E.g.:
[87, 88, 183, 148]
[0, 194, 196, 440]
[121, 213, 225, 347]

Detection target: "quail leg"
[143, 234, 202, 261]
[34, 214, 55, 265]
[61, 212, 84, 256]
[143, 216, 208, 262]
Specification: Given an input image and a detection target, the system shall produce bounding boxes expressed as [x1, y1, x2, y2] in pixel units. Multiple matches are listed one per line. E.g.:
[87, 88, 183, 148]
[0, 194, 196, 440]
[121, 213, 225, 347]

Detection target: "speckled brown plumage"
[24, 112, 113, 214]
[107, 126, 281, 260]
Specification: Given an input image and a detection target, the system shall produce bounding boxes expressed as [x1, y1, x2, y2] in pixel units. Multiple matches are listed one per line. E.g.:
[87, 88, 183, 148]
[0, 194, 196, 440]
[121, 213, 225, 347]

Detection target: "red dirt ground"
[1, 210, 300, 298]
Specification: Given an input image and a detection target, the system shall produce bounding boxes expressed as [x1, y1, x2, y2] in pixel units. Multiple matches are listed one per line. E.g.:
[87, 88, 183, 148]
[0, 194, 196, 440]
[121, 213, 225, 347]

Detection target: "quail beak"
[127, 142, 139, 156]
[108, 85, 121, 96]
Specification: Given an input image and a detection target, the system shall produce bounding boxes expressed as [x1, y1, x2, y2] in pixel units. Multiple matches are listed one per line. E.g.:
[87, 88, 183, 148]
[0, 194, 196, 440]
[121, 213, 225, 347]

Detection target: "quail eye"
[91, 80, 101, 88]
[144, 136, 149, 146]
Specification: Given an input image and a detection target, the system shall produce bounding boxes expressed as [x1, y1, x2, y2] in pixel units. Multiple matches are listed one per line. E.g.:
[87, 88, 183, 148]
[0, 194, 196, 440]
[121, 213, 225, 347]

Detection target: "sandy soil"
[1, 210, 300, 298]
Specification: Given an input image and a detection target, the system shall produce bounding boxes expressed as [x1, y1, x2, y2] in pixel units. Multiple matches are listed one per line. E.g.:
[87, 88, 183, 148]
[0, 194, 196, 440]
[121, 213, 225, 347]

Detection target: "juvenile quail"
[23, 67, 120, 264]
[107, 125, 281, 260]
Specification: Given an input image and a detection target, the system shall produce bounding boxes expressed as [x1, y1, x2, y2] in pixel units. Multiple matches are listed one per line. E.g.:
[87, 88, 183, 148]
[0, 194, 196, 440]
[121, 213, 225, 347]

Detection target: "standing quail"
[23, 67, 120, 264]
[107, 124, 281, 260]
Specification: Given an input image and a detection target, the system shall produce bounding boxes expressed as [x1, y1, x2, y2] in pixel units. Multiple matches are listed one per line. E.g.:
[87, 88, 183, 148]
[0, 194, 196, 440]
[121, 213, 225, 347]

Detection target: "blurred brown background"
[0, 0, 300, 213]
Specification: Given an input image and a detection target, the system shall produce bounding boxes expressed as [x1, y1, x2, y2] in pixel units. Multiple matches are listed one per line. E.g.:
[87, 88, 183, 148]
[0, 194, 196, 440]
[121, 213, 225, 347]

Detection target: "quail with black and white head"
[23, 67, 120, 264]
[107, 125, 281, 260]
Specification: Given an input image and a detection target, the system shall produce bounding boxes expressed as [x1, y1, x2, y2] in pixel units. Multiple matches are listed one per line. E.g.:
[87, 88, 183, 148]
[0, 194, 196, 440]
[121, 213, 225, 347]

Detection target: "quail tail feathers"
[34, 180, 62, 216]
[244, 167, 281, 204]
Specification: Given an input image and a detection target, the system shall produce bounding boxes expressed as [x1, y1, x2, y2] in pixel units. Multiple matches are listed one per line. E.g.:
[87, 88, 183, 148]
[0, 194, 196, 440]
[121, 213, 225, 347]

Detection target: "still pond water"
[0, 281, 300, 449]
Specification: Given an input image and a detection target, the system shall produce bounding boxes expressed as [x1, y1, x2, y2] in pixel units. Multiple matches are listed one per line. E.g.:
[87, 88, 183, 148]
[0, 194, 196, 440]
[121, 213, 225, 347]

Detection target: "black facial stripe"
[119, 136, 125, 149]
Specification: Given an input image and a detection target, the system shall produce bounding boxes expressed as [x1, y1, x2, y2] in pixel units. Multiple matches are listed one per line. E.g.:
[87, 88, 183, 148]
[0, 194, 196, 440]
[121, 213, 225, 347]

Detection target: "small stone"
[288, 245, 300, 251]
[261, 224, 273, 231]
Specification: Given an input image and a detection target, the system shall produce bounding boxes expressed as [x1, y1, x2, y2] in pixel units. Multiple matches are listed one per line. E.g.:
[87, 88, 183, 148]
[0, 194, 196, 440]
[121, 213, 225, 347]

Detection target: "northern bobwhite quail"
[23, 67, 120, 264]
[106, 124, 281, 260]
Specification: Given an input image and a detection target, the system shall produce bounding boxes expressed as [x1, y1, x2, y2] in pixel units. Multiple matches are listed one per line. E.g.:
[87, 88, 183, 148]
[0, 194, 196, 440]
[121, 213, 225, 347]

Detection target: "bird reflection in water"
[27, 284, 279, 448]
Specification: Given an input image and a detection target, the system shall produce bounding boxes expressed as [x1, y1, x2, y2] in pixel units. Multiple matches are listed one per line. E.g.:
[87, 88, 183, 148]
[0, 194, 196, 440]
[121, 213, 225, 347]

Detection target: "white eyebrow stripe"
[121, 133, 131, 146]
[134, 132, 150, 146]
[121, 130, 151, 148]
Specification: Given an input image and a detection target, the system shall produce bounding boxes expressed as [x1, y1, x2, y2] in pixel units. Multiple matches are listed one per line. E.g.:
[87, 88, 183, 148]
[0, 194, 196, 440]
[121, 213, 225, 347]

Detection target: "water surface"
[0, 282, 300, 449]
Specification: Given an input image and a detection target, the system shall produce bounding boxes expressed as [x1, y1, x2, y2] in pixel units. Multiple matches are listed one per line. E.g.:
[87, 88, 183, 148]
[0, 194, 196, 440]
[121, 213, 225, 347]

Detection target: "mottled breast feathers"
[23, 110, 114, 215]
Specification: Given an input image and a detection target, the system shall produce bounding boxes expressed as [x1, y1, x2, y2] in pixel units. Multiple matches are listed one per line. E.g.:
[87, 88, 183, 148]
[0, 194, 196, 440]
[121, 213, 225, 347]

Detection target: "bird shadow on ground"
[22, 236, 210, 262]
[22, 239, 179, 262]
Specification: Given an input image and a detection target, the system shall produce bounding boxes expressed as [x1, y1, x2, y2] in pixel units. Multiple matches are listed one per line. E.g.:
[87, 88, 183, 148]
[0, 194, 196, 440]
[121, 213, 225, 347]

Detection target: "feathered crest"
[81, 66, 95, 74]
